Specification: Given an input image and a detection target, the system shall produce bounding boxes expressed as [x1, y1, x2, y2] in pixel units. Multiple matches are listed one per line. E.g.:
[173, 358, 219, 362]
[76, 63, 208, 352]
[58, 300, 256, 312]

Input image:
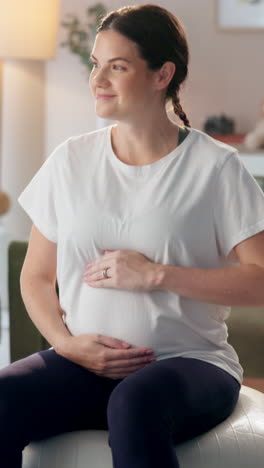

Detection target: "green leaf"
[60, 2, 108, 75]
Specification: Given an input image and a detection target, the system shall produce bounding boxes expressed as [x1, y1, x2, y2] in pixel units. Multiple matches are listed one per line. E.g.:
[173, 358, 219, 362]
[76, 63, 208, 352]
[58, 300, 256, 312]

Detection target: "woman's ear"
[155, 62, 176, 91]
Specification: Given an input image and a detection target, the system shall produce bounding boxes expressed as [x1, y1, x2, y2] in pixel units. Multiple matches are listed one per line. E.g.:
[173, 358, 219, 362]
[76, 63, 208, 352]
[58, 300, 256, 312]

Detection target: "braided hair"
[172, 93, 191, 128]
[97, 4, 191, 127]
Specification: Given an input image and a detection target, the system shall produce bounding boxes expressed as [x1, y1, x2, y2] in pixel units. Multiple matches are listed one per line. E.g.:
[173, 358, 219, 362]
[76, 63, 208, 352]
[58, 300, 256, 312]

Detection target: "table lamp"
[0, 0, 60, 241]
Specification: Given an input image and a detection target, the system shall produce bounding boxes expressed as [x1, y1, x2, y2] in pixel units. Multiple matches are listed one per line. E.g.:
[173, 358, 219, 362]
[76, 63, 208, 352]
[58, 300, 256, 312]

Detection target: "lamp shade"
[0, 0, 60, 60]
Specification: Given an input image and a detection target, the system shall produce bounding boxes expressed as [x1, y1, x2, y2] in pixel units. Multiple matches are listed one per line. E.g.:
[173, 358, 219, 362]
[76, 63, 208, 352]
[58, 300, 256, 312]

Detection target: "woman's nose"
[92, 68, 110, 86]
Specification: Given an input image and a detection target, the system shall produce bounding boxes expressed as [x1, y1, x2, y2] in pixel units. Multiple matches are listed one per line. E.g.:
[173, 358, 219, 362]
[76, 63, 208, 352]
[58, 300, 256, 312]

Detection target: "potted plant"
[61, 3, 113, 129]
[61, 2, 107, 76]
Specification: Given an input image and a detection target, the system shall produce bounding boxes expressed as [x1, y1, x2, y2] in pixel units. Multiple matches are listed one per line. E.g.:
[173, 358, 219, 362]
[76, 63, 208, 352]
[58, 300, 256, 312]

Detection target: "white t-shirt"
[18, 125, 264, 384]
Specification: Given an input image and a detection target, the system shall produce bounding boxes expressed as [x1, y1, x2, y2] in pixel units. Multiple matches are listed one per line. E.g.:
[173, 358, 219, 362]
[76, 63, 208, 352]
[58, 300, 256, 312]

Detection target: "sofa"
[7, 241, 264, 468]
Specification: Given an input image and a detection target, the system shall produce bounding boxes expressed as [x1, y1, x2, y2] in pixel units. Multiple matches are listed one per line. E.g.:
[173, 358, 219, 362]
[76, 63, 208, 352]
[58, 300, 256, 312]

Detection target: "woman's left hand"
[83, 250, 162, 291]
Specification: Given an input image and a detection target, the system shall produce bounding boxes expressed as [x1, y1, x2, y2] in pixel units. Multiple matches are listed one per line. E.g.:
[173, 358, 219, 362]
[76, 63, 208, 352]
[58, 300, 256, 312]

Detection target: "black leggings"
[0, 349, 240, 468]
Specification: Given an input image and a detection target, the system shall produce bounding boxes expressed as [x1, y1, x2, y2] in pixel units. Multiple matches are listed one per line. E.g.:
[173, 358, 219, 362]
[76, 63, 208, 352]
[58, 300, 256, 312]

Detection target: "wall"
[45, 0, 264, 154]
[0, 61, 2, 182]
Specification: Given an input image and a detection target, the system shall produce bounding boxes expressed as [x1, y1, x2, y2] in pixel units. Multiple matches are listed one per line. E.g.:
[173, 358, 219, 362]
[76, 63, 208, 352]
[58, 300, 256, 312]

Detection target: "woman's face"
[89, 29, 160, 122]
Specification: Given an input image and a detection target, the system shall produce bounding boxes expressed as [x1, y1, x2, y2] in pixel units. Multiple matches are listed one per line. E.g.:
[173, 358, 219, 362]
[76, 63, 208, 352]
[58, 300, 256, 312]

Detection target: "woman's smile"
[96, 94, 116, 100]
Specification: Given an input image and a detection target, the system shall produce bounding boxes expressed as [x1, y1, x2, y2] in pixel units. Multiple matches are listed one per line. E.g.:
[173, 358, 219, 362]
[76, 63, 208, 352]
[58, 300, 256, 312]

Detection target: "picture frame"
[216, 0, 264, 31]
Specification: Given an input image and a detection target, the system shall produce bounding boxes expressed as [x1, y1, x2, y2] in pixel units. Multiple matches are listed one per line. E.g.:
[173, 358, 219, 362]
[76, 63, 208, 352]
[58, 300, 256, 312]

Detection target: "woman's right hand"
[58, 333, 156, 379]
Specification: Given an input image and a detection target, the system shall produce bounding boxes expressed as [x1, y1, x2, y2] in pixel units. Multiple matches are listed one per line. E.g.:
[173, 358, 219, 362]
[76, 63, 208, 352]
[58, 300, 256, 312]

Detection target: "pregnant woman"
[1, 4, 264, 468]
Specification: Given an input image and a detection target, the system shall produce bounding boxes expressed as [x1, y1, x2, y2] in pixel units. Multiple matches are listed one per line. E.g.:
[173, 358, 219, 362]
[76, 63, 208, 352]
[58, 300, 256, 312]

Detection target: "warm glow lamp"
[0, 0, 60, 241]
[0, 0, 59, 59]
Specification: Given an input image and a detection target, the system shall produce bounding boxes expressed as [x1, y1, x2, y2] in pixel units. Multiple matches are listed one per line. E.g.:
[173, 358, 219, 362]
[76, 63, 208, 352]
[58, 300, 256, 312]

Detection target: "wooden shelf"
[211, 134, 245, 144]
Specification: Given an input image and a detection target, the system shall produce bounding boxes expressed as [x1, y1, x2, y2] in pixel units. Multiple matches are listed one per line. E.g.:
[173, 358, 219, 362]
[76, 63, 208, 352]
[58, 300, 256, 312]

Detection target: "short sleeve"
[18, 142, 66, 243]
[213, 151, 264, 261]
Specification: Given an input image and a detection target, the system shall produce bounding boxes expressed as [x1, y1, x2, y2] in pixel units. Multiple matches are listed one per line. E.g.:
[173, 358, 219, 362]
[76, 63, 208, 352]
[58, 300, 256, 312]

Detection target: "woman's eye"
[113, 64, 125, 71]
[90, 62, 125, 71]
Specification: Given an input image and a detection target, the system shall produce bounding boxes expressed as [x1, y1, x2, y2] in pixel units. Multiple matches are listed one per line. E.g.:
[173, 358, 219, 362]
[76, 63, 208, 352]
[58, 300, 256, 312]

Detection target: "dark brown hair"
[97, 4, 190, 127]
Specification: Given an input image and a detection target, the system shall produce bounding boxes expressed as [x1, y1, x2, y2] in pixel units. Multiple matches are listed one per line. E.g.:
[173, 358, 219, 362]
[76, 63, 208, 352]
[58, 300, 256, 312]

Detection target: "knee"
[0, 374, 25, 441]
[0, 376, 16, 436]
[107, 378, 155, 426]
[0, 373, 14, 411]
[0, 392, 9, 425]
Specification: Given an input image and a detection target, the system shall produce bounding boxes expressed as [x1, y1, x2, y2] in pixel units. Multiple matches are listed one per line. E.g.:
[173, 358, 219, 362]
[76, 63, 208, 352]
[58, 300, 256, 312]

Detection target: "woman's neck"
[111, 120, 180, 166]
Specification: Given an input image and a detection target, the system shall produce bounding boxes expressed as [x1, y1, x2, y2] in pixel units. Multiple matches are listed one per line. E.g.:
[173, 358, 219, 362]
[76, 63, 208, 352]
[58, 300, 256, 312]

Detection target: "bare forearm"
[152, 263, 264, 306]
[20, 277, 71, 352]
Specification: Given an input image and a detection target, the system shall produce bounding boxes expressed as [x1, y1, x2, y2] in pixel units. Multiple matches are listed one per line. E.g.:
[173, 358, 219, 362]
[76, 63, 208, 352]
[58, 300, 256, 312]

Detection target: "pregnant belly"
[66, 286, 157, 348]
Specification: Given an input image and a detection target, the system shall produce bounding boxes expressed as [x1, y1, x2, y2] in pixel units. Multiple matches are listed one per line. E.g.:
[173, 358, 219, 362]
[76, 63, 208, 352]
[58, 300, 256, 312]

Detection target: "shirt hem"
[225, 218, 264, 258]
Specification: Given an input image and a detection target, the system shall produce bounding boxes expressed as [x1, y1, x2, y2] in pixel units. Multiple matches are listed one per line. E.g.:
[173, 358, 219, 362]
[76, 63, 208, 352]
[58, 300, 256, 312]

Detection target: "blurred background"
[0, 0, 264, 385]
